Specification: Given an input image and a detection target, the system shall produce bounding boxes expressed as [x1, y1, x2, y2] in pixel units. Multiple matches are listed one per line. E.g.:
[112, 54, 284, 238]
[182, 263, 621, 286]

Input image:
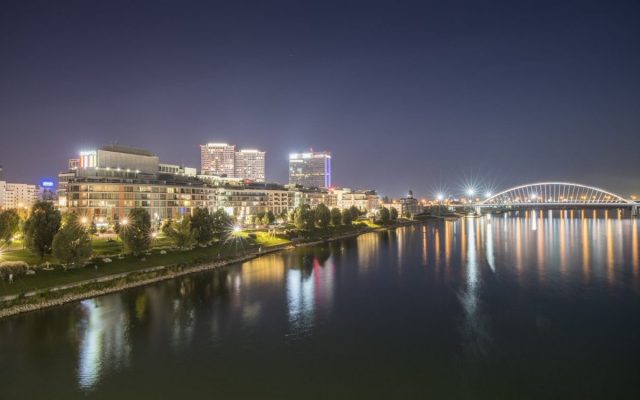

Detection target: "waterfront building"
[334, 188, 380, 212]
[60, 145, 205, 220]
[0, 181, 5, 209]
[214, 185, 294, 222]
[79, 145, 160, 174]
[196, 174, 245, 187]
[200, 143, 236, 177]
[380, 191, 421, 217]
[288, 151, 331, 188]
[1, 182, 39, 210]
[39, 180, 57, 202]
[58, 144, 375, 226]
[65, 178, 213, 221]
[234, 149, 266, 182]
[214, 187, 268, 222]
[68, 158, 80, 170]
[294, 187, 337, 209]
[159, 163, 197, 177]
[56, 171, 76, 208]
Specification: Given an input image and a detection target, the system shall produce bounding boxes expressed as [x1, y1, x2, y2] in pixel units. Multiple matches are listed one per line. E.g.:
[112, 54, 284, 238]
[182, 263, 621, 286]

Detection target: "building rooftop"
[99, 145, 157, 157]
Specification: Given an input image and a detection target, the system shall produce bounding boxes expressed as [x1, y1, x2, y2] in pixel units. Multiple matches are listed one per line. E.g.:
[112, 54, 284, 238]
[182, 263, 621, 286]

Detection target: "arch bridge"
[476, 182, 637, 211]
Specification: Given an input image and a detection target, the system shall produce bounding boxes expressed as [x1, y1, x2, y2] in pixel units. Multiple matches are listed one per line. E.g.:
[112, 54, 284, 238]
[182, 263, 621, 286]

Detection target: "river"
[1, 210, 639, 399]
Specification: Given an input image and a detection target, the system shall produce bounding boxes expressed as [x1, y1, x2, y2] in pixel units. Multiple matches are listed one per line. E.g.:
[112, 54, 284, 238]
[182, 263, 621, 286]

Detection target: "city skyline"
[2, 3, 640, 398]
[1, 1, 639, 197]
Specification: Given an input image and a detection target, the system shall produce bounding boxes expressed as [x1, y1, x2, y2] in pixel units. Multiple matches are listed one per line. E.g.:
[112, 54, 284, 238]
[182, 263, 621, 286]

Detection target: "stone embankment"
[0, 221, 423, 319]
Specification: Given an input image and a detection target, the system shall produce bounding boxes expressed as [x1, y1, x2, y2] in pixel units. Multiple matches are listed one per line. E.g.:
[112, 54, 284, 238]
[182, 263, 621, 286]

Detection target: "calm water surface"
[1, 210, 640, 399]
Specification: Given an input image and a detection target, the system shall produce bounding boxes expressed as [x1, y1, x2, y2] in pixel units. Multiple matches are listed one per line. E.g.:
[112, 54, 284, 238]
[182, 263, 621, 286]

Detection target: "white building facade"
[334, 188, 380, 212]
[0, 182, 39, 210]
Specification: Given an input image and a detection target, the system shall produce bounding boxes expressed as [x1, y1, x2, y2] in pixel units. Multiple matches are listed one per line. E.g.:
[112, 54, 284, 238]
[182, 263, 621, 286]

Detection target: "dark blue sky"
[1, 0, 639, 197]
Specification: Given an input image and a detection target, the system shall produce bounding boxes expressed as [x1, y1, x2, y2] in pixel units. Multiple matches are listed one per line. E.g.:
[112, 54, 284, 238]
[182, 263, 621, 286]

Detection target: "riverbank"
[0, 220, 422, 319]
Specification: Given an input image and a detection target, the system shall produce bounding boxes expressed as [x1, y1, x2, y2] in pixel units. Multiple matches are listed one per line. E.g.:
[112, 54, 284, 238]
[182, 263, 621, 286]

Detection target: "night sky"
[1, 0, 639, 197]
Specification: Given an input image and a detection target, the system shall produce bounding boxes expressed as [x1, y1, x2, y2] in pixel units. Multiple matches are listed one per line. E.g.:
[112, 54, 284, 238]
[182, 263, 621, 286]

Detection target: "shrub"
[0, 261, 30, 281]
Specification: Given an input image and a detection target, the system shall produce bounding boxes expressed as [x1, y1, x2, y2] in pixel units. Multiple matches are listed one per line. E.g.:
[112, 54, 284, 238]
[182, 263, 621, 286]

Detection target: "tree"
[161, 218, 174, 236]
[330, 208, 342, 226]
[211, 209, 234, 239]
[278, 210, 289, 223]
[314, 204, 331, 229]
[342, 208, 354, 225]
[293, 205, 314, 230]
[52, 214, 92, 267]
[349, 205, 361, 219]
[253, 211, 265, 225]
[191, 208, 215, 245]
[259, 214, 268, 225]
[377, 207, 391, 224]
[390, 207, 399, 221]
[265, 210, 276, 225]
[0, 209, 21, 244]
[119, 208, 152, 256]
[23, 201, 62, 260]
[164, 217, 196, 250]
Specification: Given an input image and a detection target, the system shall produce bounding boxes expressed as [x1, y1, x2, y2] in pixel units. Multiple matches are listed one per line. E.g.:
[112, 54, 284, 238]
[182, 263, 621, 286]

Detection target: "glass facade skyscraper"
[288, 151, 331, 189]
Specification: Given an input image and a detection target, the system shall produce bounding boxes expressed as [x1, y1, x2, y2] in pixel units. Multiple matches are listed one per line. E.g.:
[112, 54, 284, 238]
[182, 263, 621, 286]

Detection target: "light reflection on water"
[77, 297, 130, 390]
[78, 210, 639, 389]
[0, 210, 639, 399]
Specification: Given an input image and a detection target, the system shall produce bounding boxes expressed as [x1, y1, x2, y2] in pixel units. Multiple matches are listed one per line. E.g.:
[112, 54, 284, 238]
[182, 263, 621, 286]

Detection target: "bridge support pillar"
[632, 205, 638, 217]
[475, 206, 481, 215]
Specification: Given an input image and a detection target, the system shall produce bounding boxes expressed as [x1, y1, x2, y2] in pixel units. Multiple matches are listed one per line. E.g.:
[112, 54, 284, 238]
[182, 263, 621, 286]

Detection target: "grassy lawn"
[0, 247, 52, 266]
[355, 220, 382, 229]
[236, 231, 290, 247]
[0, 239, 267, 297]
[299, 224, 366, 240]
[0, 221, 409, 298]
[0, 230, 293, 297]
[91, 237, 123, 256]
[2, 234, 182, 266]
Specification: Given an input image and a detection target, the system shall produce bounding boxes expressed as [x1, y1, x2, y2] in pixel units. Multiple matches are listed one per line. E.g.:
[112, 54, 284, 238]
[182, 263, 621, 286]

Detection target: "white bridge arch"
[478, 182, 634, 207]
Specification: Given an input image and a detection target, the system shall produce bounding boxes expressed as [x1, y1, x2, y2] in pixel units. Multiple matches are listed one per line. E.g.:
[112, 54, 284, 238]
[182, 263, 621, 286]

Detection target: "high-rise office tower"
[235, 149, 266, 182]
[200, 143, 236, 177]
[288, 151, 331, 188]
